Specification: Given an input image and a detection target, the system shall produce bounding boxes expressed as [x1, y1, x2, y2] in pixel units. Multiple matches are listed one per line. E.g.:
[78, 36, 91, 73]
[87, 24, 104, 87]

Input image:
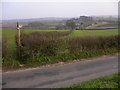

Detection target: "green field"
[3, 29, 118, 39]
[69, 29, 118, 37]
[2, 29, 118, 56]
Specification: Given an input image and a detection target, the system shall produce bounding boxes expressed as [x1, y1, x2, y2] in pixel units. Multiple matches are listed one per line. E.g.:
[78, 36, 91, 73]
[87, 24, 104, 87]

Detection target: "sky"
[1, 0, 119, 20]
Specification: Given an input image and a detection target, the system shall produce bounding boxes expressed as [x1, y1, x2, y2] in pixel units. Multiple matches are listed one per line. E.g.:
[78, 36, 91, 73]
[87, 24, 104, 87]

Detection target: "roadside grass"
[3, 48, 119, 71]
[67, 73, 119, 88]
[22, 49, 119, 67]
[53, 73, 119, 89]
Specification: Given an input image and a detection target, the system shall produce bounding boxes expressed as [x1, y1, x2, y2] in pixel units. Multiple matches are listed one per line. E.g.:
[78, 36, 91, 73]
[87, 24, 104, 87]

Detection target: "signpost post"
[16, 22, 22, 57]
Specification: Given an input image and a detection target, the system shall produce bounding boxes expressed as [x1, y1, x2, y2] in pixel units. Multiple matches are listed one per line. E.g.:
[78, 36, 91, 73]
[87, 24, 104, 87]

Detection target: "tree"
[66, 19, 76, 30]
[79, 16, 94, 27]
[79, 22, 85, 30]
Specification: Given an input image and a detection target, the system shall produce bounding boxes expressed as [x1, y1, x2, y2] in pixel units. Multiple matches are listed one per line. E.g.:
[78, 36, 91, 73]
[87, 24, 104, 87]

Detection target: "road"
[2, 54, 118, 88]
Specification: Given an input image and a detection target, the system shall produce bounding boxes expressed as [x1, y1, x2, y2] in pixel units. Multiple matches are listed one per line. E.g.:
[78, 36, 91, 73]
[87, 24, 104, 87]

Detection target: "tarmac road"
[2, 54, 118, 88]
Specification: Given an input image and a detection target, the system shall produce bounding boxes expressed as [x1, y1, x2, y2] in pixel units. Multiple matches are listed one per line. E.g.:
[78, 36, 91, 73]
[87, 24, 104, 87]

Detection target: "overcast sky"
[1, 0, 119, 20]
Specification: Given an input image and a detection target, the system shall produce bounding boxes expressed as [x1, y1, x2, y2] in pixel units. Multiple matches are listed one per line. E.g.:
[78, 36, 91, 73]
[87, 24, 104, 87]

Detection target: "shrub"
[15, 31, 69, 62]
[68, 35, 119, 54]
[2, 38, 9, 60]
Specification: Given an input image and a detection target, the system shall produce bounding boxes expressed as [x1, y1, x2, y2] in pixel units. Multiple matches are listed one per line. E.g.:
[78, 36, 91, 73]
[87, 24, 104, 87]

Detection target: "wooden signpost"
[16, 22, 22, 56]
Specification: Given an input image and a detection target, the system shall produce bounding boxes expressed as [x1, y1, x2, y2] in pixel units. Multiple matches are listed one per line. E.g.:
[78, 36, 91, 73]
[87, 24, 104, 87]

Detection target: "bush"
[68, 35, 119, 54]
[15, 31, 69, 62]
[2, 38, 9, 60]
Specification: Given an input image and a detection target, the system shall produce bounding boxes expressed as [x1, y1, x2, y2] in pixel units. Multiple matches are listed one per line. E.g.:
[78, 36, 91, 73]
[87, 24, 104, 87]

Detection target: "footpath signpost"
[16, 22, 22, 57]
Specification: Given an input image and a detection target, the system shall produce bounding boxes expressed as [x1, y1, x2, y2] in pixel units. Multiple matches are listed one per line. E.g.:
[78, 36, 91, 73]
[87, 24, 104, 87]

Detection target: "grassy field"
[66, 73, 119, 88]
[95, 18, 118, 22]
[69, 29, 118, 37]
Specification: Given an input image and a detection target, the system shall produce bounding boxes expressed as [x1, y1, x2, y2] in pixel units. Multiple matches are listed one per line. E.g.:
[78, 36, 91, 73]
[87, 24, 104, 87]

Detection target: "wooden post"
[17, 22, 21, 47]
[18, 28, 21, 47]
[17, 22, 22, 57]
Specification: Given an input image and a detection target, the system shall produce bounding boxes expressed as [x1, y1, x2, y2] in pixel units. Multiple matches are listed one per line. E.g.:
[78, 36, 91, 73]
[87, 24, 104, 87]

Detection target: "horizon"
[2, 2, 118, 20]
[1, 15, 118, 21]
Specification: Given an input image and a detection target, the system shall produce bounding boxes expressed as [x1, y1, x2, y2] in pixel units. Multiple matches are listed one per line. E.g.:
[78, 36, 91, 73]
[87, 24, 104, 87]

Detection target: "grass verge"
[53, 73, 119, 89]
[67, 73, 119, 88]
[24, 48, 119, 67]
[2, 48, 119, 71]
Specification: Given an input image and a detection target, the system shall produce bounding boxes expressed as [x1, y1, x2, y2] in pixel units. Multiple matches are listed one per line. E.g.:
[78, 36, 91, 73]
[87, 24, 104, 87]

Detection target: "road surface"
[2, 54, 118, 88]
